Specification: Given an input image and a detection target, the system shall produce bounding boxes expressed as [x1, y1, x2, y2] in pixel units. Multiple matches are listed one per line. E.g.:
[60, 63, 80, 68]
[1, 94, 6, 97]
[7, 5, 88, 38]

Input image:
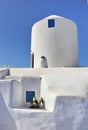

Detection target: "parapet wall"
[0, 68, 88, 130]
[41, 72, 88, 111]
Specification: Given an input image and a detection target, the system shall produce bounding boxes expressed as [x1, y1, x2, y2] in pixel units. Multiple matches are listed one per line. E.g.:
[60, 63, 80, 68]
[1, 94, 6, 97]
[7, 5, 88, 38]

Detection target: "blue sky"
[0, 0, 88, 67]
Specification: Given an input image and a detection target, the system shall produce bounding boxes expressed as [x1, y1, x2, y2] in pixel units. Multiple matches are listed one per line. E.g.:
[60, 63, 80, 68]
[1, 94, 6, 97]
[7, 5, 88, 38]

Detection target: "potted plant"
[29, 97, 45, 109]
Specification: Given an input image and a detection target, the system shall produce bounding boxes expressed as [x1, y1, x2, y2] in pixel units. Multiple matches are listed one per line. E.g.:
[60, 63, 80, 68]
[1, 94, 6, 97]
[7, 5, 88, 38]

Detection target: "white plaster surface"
[11, 97, 88, 130]
[10, 80, 22, 108]
[41, 72, 88, 111]
[31, 15, 79, 67]
[0, 81, 17, 130]
[21, 77, 41, 107]
[0, 68, 88, 130]
[0, 92, 17, 130]
[9, 67, 88, 77]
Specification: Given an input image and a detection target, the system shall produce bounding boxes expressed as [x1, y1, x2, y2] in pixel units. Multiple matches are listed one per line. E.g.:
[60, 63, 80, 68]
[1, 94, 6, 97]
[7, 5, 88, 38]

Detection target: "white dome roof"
[45, 15, 64, 19]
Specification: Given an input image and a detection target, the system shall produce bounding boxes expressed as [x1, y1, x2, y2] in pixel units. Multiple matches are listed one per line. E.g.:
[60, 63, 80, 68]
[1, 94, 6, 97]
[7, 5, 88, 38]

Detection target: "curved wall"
[31, 15, 79, 68]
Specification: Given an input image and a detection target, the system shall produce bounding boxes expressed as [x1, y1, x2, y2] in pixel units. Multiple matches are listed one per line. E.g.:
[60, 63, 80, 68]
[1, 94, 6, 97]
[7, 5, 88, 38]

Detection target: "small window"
[48, 19, 55, 28]
[26, 91, 35, 102]
[31, 53, 34, 68]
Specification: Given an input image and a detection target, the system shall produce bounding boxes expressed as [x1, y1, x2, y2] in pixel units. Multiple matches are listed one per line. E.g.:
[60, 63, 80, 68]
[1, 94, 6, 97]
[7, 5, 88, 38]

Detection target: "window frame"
[26, 91, 35, 102]
[48, 19, 55, 28]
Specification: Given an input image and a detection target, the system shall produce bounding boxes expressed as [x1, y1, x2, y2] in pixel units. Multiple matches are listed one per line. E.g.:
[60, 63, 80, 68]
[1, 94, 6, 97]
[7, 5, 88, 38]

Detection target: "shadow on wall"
[51, 96, 88, 130]
[10, 78, 41, 108]
[10, 80, 22, 108]
[0, 92, 17, 130]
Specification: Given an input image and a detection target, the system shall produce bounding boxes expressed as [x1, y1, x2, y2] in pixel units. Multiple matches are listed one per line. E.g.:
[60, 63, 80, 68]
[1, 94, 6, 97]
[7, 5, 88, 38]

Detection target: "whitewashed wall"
[9, 77, 41, 108]
[10, 80, 22, 108]
[31, 15, 79, 68]
[41, 72, 88, 111]
[1, 68, 88, 130]
[21, 77, 41, 107]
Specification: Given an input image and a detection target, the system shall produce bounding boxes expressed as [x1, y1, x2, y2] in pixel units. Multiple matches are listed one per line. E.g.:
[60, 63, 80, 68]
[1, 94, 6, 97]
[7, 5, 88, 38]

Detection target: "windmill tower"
[31, 15, 79, 68]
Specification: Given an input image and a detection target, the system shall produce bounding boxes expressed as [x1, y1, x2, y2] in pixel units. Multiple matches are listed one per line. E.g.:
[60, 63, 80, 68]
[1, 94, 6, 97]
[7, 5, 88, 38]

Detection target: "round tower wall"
[31, 15, 79, 68]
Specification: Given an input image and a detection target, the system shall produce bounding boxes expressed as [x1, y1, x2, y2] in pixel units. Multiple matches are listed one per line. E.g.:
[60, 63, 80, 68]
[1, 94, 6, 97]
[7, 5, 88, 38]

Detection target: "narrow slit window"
[48, 19, 55, 28]
[30, 52, 34, 68]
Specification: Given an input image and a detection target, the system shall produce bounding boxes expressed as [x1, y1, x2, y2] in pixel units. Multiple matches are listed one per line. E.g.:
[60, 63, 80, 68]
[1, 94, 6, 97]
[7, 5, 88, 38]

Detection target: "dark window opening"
[30, 52, 34, 68]
[26, 91, 35, 102]
[41, 56, 46, 59]
[48, 19, 55, 28]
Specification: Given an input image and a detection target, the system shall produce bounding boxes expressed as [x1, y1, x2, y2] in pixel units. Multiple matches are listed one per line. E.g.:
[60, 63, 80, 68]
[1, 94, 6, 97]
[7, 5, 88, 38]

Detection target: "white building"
[0, 15, 88, 130]
[31, 15, 79, 68]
